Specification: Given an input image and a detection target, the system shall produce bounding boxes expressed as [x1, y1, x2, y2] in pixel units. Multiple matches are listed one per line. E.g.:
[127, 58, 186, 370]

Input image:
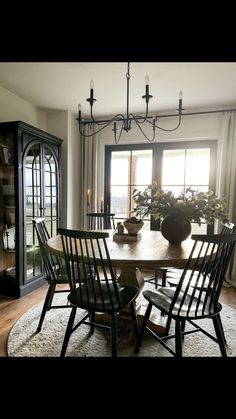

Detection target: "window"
[105, 145, 153, 230]
[105, 141, 216, 233]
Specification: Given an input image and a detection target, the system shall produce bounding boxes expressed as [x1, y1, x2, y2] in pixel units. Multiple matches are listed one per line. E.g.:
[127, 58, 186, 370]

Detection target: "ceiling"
[0, 62, 236, 119]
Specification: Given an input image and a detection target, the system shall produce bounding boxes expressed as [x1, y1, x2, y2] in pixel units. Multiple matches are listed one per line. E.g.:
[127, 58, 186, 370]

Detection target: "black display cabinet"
[0, 121, 63, 297]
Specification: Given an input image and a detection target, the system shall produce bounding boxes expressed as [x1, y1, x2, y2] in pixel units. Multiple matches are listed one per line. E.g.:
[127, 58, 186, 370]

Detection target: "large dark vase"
[161, 215, 191, 245]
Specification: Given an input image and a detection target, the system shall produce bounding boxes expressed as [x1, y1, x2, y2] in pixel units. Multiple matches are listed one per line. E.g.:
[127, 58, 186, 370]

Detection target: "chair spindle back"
[33, 217, 62, 281]
[58, 228, 121, 311]
[87, 213, 115, 230]
[169, 233, 236, 318]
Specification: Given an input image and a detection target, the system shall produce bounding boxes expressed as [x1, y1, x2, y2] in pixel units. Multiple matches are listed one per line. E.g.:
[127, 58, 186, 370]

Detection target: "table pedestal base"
[95, 291, 167, 339]
[117, 267, 145, 290]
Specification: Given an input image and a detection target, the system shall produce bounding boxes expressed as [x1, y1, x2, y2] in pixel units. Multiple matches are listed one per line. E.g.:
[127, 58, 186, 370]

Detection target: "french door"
[105, 141, 217, 232]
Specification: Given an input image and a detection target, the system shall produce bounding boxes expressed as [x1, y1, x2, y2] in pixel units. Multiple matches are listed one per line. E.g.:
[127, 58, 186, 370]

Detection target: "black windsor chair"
[163, 223, 235, 337]
[135, 232, 236, 357]
[87, 212, 115, 230]
[145, 223, 235, 291]
[58, 228, 140, 357]
[33, 218, 72, 333]
[166, 222, 235, 288]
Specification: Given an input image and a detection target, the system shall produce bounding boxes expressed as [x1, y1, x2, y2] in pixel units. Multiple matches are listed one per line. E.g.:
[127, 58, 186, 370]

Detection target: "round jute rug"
[7, 293, 236, 357]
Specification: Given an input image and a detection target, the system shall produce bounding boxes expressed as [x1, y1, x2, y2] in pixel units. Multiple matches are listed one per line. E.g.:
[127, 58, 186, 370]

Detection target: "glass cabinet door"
[24, 142, 59, 283]
[25, 143, 42, 281]
[44, 145, 59, 238]
[0, 133, 16, 284]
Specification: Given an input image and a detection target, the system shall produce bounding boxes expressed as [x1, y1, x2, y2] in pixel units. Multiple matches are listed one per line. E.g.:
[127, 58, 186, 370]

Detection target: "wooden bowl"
[123, 221, 144, 235]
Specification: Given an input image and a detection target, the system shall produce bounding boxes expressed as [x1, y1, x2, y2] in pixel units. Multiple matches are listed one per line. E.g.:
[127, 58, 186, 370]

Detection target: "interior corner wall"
[0, 86, 46, 129]
[46, 110, 80, 230]
[67, 111, 80, 229]
[46, 110, 69, 229]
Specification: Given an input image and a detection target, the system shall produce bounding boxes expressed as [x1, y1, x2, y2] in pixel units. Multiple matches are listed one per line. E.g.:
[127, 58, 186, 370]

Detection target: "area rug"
[7, 292, 236, 357]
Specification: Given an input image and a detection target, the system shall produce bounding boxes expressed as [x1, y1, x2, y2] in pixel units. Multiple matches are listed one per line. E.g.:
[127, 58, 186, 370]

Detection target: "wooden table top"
[46, 230, 196, 270]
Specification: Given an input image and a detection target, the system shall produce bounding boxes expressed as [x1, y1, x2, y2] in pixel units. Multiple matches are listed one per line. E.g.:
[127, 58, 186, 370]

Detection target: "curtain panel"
[79, 124, 99, 229]
[217, 112, 236, 286]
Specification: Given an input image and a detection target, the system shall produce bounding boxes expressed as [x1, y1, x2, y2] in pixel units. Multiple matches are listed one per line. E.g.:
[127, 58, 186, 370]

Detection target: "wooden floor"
[1, 281, 236, 357]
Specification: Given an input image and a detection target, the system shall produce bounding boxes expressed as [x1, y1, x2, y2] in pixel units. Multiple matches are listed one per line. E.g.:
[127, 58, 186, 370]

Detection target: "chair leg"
[111, 313, 118, 357]
[89, 311, 95, 334]
[60, 307, 77, 357]
[47, 283, 56, 308]
[217, 314, 227, 345]
[36, 284, 56, 333]
[134, 302, 152, 353]
[160, 269, 167, 316]
[212, 315, 227, 357]
[154, 270, 158, 289]
[129, 301, 140, 348]
[161, 269, 167, 287]
[181, 320, 186, 341]
[154, 269, 167, 289]
[165, 315, 172, 336]
[175, 320, 183, 357]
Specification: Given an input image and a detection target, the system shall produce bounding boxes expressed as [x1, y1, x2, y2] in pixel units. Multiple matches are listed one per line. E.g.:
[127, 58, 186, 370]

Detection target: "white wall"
[0, 86, 46, 129]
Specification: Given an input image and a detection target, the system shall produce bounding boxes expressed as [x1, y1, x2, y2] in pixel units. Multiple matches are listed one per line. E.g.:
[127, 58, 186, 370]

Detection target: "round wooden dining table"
[46, 230, 195, 289]
[46, 230, 197, 335]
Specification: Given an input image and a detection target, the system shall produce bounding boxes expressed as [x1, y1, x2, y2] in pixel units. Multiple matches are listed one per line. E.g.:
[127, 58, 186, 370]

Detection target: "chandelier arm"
[90, 106, 96, 124]
[131, 114, 156, 142]
[114, 123, 124, 144]
[78, 114, 126, 137]
[127, 102, 149, 125]
[145, 113, 182, 132]
[90, 107, 112, 126]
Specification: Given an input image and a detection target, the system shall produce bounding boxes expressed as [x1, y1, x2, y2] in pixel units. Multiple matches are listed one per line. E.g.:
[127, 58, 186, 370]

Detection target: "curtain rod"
[80, 108, 236, 125]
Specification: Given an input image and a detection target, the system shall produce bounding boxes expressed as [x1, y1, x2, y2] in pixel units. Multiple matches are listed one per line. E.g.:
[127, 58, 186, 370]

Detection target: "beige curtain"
[78, 124, 99, 229]
[217, 112, 236, 286]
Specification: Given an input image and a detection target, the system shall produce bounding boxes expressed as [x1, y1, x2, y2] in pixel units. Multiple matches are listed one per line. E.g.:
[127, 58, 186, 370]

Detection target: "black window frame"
[104, 140, 217, 233]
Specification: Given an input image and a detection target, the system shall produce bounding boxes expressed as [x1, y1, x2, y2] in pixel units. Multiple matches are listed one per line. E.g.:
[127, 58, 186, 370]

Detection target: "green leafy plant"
[133, 181, 229, 226]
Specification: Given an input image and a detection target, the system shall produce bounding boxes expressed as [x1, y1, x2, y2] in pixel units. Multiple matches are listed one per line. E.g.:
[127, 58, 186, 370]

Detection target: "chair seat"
[143, 287, 221, 319]
[68, 281, 139, 312]
[166, 269, 210, 288]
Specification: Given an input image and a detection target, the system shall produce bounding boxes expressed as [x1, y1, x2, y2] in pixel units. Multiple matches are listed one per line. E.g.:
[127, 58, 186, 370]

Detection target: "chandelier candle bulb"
[145, 75, 150, 98]
[90, 80, 94, 100]
[179, 91, 183, 111]
[78, 103, 82, 121]
[87, 189, 91, 206]
[100, 196, 104, 212]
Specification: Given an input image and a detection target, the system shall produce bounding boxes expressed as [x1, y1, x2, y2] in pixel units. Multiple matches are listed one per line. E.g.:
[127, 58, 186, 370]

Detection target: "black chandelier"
[77, 62, 183, 144]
